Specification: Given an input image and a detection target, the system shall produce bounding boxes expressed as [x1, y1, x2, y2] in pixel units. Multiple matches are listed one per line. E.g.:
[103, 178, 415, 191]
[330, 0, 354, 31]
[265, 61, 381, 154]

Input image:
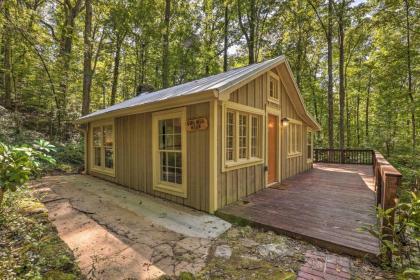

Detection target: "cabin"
[76, 55, 321, 214]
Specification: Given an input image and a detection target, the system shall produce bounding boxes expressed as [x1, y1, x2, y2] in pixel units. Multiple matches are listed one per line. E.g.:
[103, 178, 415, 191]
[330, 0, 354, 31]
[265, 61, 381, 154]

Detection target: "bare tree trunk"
[327, 0, 334, 148]
[237, 0, 256, 65]
[3, 4, 12, 108]
[110, 35, 123, 105]
[82, 0, 92, 116]
[162, 0, 170, 88]
[404, 0, 416, 155]
[223, 4, 229, 72]
[338, 0, 345, 150]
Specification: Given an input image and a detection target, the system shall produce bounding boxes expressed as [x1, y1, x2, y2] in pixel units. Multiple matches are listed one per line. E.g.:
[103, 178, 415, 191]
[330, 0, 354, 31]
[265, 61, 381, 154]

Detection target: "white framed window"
[91, 120, 115, 176]
[152, 107, 187, 198]
[287, 119, 302, 157]
[222, 102, 264, 171]
[268, 71, 280, 103]
[307, 130, 313, 162]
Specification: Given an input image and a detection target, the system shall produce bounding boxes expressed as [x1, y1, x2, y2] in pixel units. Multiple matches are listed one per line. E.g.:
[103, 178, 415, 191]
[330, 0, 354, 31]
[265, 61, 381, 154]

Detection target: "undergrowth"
[0, 186, 82, 279]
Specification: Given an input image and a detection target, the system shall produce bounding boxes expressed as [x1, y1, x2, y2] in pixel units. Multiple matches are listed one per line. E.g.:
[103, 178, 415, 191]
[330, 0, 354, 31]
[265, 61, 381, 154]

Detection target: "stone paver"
[298, 251, 351, 280]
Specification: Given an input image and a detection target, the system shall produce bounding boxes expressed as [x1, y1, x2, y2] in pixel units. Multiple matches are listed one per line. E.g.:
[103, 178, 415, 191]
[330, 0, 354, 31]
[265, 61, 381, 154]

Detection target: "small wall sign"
[186, 118, 208, 131]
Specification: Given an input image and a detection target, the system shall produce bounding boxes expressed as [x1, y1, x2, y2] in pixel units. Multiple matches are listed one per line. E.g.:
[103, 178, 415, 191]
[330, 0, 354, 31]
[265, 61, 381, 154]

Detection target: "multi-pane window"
[224, 108, 262, 167]
[239, 114, 248, 159]
[251, 116, 259, 157]
[268, 74, 279, 102]
[288, 122, 302, 156]
[307, 131, 313, 160]
[158, 118, 182, 185]
[92, 122, 114, 174]
[152, 107, 187, 197]
[226, 111, 235, 161]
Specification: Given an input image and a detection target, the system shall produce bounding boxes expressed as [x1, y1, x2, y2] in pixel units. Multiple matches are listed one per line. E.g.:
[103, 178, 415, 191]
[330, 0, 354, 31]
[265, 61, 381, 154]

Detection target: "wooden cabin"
[76, 56, 321, 213]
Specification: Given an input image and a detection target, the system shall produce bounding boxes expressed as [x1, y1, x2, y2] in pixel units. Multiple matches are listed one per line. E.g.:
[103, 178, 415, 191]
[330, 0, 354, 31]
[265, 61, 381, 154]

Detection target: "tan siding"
[87, 102, 210, 212]
[218, 69, 313, 209]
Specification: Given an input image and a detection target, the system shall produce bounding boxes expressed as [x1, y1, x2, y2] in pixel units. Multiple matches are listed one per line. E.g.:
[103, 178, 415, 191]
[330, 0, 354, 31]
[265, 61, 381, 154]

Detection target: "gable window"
[91, 120, 115, 176]
[268, 72, 280, 103]
[152, 107, 187, 198]
[223, 102, 264, 171]
[287, 119, 302, 157]
[307, 130, 313, 162]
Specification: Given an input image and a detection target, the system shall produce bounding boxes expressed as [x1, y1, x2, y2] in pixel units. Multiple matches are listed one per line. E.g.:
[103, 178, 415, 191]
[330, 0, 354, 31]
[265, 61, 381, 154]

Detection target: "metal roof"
[79, 56, 286, 121]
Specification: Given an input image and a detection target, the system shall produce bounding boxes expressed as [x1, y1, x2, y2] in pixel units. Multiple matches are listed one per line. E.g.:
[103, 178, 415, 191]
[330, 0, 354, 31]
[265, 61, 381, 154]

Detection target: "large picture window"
[91, 120, 115, 176]
[287, 120, 302, 157]
[223, 102, 264, 171]
[152, 108, 187, 197]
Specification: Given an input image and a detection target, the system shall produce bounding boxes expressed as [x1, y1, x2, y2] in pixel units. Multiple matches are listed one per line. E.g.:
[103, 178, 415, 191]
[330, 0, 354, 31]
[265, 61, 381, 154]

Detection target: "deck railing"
[314, 148, 402, 259]
[314, 148, 373, 164]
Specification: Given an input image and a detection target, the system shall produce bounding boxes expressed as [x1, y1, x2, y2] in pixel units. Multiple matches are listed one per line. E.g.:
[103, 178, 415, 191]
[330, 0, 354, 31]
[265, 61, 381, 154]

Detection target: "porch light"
[281, 117, 290, 127]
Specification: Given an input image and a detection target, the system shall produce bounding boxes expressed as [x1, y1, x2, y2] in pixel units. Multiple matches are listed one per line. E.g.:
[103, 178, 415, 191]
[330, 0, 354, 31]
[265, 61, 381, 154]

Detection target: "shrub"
[0, 140, 55, 205]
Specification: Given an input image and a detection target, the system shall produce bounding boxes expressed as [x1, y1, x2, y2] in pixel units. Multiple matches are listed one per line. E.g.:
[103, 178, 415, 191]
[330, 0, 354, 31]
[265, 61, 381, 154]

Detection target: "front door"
[268, 114, 278, 184]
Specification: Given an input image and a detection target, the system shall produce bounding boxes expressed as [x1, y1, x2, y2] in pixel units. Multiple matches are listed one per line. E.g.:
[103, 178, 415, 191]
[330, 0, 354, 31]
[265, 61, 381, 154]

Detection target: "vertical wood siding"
[87, 102, 210, 212]
[217, 68, 313, 209]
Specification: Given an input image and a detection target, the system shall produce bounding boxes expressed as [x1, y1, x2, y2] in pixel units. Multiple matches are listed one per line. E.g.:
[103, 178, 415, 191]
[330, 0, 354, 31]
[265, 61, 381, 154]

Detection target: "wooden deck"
[217, 163, 380, 259]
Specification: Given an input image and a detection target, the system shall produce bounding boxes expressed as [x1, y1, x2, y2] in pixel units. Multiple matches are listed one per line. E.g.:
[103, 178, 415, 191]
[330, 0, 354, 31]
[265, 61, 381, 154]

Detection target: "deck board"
[217, 163, 380, 259]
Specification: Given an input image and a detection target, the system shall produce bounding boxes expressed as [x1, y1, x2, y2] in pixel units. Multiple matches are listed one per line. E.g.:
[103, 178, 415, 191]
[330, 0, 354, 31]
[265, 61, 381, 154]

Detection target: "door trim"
[265, 106, 281, 186]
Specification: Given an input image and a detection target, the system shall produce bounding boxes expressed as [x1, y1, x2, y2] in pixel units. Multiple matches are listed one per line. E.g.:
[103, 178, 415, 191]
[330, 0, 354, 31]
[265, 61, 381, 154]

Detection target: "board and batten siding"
[217, 67, 313, 209]
[87, 102, 210, 212]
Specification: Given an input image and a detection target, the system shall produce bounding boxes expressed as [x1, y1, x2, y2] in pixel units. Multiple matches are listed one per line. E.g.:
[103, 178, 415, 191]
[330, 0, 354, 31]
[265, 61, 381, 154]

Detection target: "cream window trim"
[267, 71, 280, 104]
[90, 119, 116, 177]
[152, 107, 187, 198]
[307, 128, 314, 163]
[222, 101, 265, 172]
[287, 118, 303, 158]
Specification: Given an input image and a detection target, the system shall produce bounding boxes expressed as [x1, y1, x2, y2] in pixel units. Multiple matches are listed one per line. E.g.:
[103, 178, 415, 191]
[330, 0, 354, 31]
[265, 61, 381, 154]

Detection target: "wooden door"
[268, 114, 278, 184]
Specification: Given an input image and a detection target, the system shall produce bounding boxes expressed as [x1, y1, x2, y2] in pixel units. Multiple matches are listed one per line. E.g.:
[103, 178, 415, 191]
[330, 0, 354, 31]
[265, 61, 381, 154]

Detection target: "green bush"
[0, 139, 55, 205]
[54, 141, 84, 166]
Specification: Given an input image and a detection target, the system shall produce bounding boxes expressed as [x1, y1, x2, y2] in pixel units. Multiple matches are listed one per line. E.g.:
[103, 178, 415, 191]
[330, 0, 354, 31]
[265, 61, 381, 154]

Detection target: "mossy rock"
[179, 271, 195, 280]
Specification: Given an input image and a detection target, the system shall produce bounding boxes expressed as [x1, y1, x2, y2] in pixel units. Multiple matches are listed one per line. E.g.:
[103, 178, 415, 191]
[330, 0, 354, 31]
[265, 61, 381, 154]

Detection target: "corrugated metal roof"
[79, 56, 286, 121]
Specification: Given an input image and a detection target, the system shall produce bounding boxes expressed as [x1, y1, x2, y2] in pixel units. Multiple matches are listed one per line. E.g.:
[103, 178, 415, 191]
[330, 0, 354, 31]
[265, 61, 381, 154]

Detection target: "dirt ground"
[31, 174, 396, 280]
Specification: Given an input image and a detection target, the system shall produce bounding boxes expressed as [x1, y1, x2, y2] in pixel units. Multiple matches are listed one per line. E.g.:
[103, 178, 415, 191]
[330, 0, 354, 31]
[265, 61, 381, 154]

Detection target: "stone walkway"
[30, 175, 230, 279]
[298, 251, 351, 280]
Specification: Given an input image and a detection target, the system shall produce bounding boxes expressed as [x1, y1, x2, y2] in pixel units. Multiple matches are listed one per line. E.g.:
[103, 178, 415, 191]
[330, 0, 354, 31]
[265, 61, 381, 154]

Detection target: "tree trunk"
[223, 4, 229, 72]
[327, 0, 334, 148]
[338, 1, 345, 150]
[248, 0, 256, 64]
[356, 94, 360, 146]
[110, 36, 122, 105]
[3, 4, 12, 109]
[57, 0, 83, 137]
[404, 0, 416, 155]
[365, 72, 371, 142]
[82, 0, 92, 116]
[162, 0, 171, 88]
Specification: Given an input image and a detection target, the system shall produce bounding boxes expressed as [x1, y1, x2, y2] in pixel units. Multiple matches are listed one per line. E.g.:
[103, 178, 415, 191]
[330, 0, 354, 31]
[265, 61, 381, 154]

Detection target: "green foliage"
[0, 140, 55, 204]
[362, 192, 420, 276]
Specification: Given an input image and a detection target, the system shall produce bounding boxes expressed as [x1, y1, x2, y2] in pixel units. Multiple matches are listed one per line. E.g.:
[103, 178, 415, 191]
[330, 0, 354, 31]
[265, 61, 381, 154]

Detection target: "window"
[287, 120, 302, 157]
[268, 72, 280, 103]
[307, 130, 313, 162]
[226, 111, 235, 161]
[239, 114, 248, 159]
[222, 102, 264, 171]
[251, 116, 259, 157]
[91, 121, 115, 176]
[152, 108, 187, 197]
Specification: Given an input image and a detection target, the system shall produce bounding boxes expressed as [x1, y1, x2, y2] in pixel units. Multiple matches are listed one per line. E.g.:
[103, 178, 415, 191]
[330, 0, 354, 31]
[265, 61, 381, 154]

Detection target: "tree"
[162, 0, 171, 88]
[82, 0, 93, 116]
